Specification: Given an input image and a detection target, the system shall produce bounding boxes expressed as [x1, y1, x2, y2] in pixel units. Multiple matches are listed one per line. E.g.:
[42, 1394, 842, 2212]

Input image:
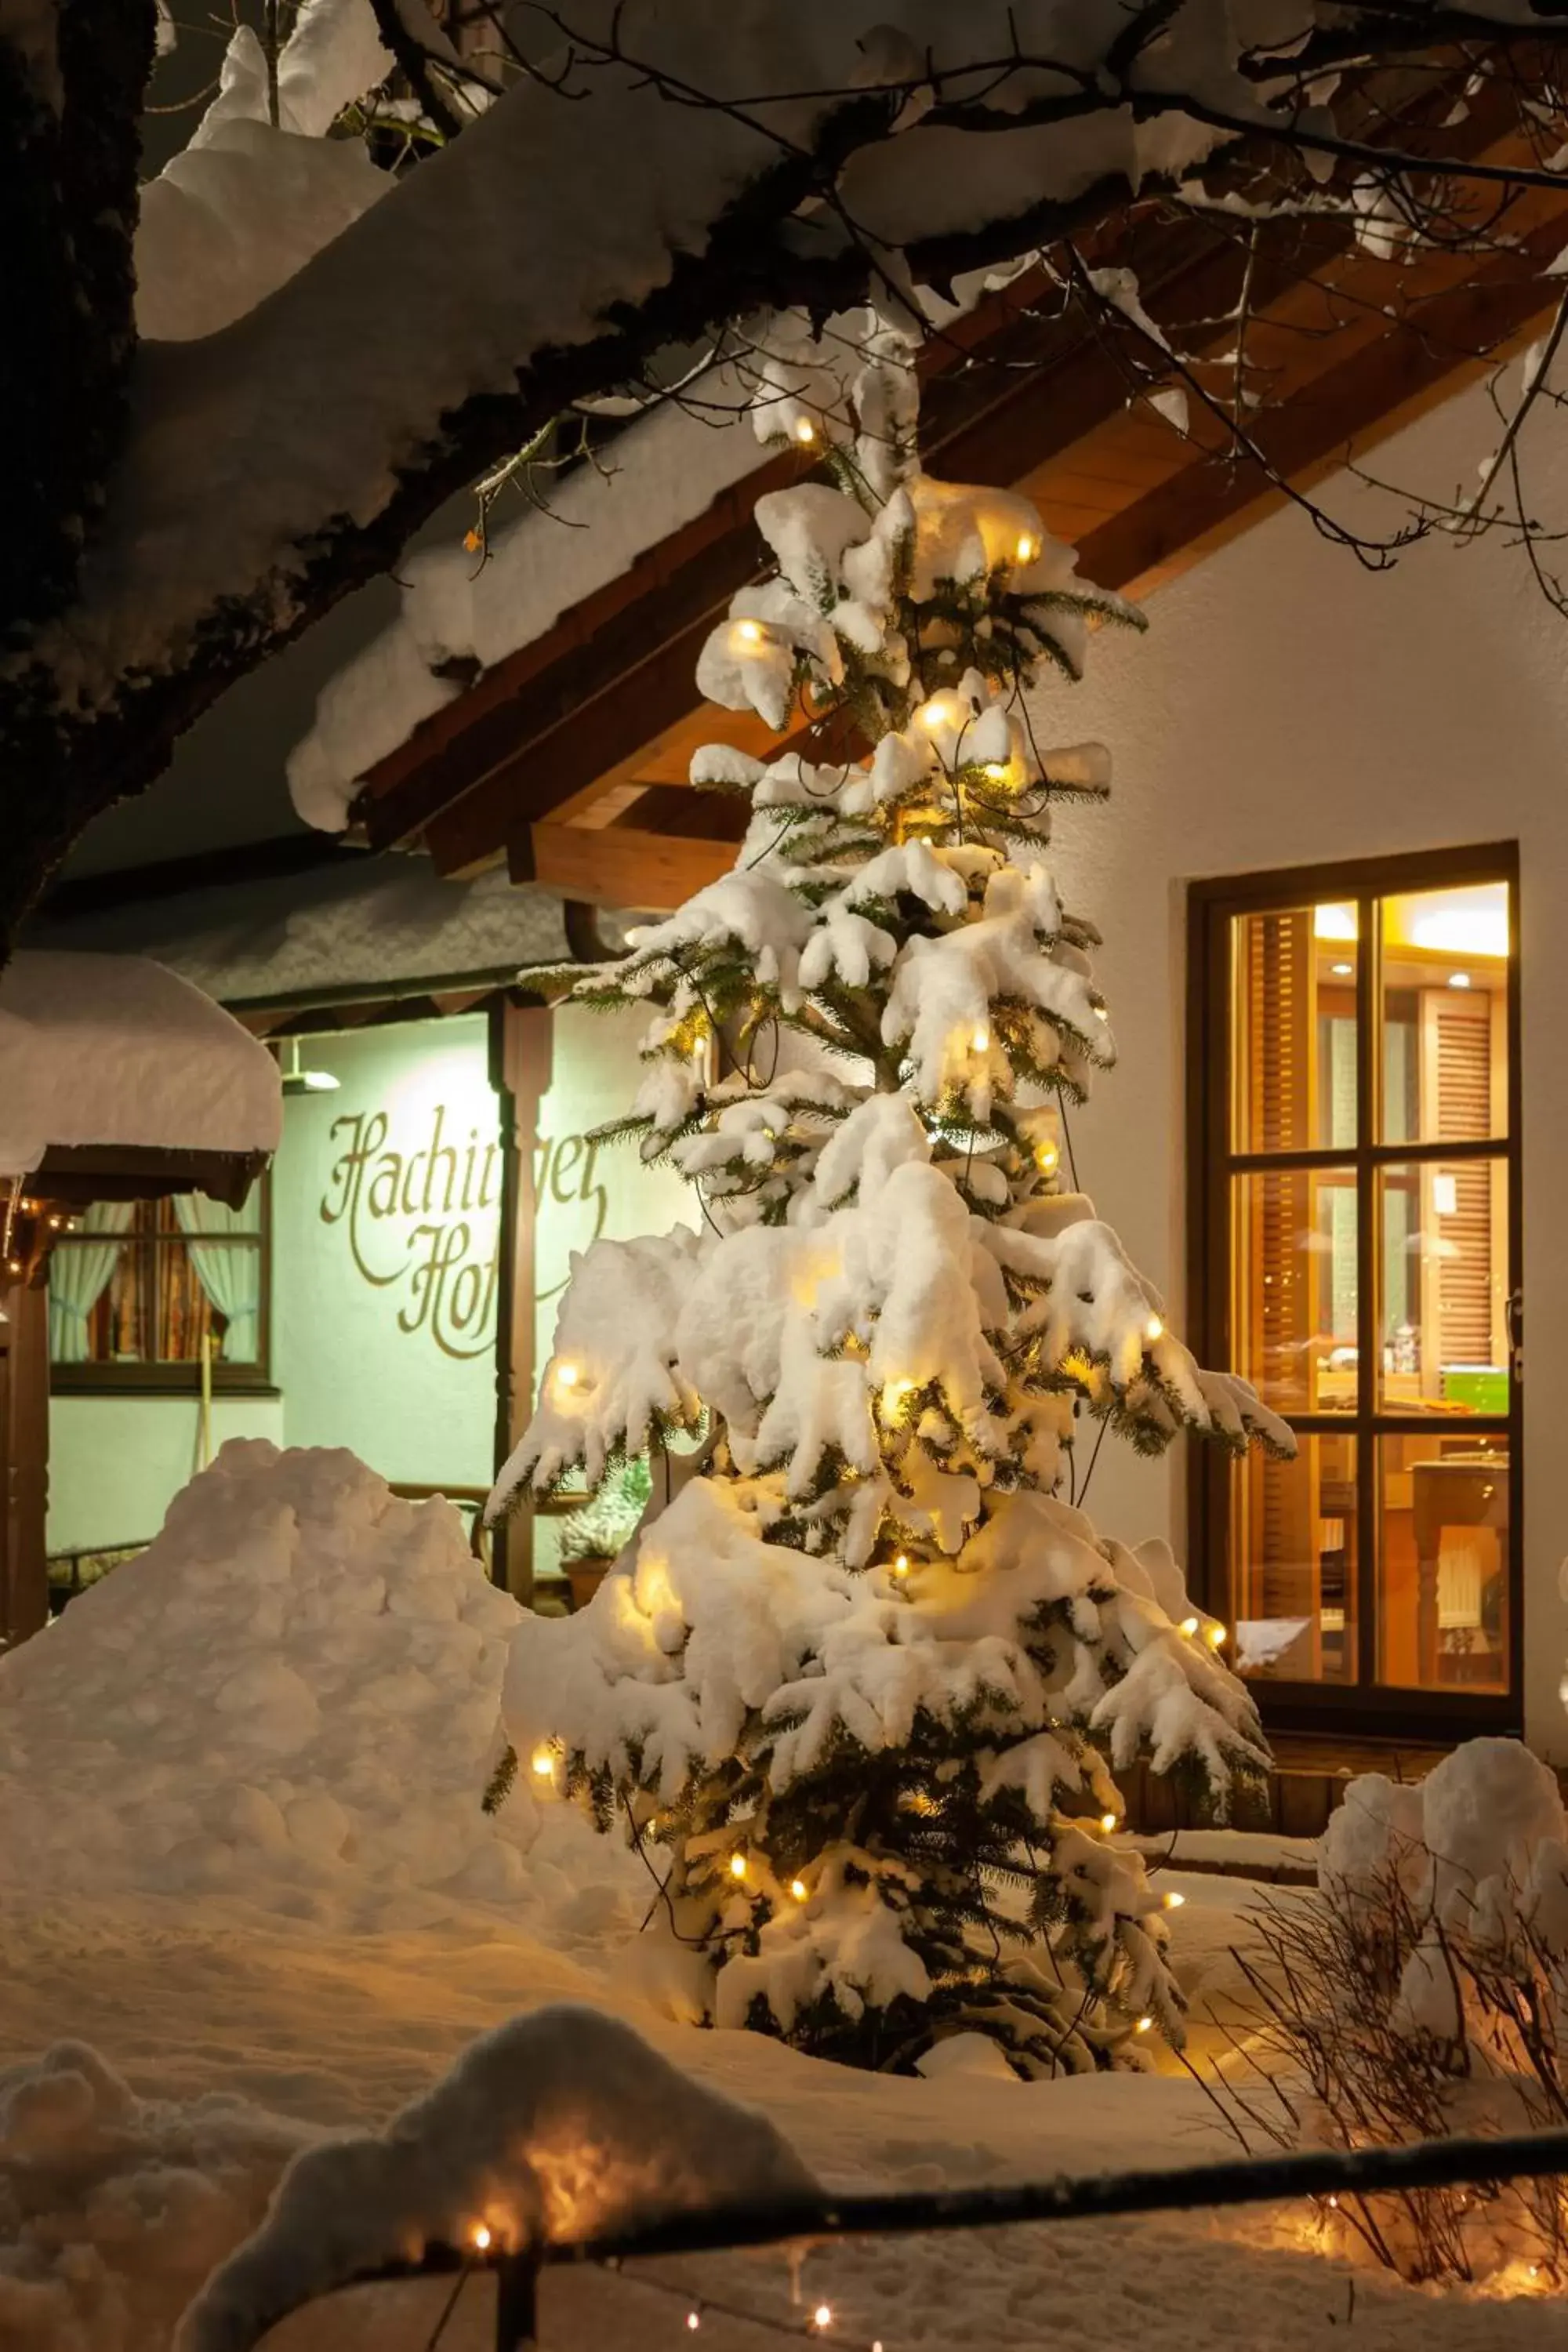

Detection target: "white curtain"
[48, 1201, 134, 1362]
[175, 1194, 263, 1361]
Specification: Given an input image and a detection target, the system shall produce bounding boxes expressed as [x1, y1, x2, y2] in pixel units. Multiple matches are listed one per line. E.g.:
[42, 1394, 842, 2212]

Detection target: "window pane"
[1377, 1433, 1508, 1691]
[1231, 1435, 1358, 1684]
[1231, 906, 1359, 1153]
[1376, 1160, 1508, 1415]
[1232, 1169, 1357, 1412]
[1379, 885, 1508, 1145]
[50, 1207, 263, 1367]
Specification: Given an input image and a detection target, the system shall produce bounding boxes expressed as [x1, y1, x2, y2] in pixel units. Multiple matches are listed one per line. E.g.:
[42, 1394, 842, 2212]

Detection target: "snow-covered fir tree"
[492, 319, 1293, 2078]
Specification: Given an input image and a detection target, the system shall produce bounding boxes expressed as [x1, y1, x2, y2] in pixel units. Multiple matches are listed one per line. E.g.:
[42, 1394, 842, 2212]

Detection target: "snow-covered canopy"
[0, 953, 281, 1175]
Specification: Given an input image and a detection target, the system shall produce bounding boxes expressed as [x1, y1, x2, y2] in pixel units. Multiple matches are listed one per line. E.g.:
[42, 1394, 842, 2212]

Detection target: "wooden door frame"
[0, 1278, 50, 1646]
[1185, 840, 1523, 1739]
[488, 995, 554, 1604]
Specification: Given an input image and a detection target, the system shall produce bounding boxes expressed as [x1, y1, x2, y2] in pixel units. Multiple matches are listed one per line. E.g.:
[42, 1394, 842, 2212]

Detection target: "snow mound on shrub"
[0, 1442, 575, 1923]
[1322, 1736, 1565, 1923]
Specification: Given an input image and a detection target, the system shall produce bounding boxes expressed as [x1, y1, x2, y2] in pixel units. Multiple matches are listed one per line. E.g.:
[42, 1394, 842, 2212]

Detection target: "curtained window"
[49, 1182, 270, 1391]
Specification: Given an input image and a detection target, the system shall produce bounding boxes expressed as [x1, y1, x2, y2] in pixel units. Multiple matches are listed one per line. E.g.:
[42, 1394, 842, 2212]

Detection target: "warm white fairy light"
[734, 619, 764, 646]
[1092, 1003, 1110, 1022]
[1144, 1315, 1163, 1343]
[882, 1378, 917, 1421]
[891, 1554, 910, 1578]
[794, 416, 818, 444]
[472, 2225, 492, 2251]
[730, 1851, 749, 1881]
[914, 691, 964, 735]
[687, 2311, 702, 2331]
[1207, 1623, 1228, 1650]
[555, 1361, 580, 1389]
[971, 1025, 990, 1054]
[1034, 1139, 1059, 1174]
[1099, 1812, 1118, 1834]
[1163, 1889, 1185, 1910]
[1135, 2015, 1154, 2034]
[531, 1744, 556, 1779]
[1179, 1615, 1200, 1638]
[812, 2305, 833, 2331]
[1015, 532, 1037, 564]
[982, 760, 1011, 783]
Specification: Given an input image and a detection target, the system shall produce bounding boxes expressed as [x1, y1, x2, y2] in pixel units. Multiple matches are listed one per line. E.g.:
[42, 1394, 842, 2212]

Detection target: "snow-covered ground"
[0, 1446, 1552, 2351]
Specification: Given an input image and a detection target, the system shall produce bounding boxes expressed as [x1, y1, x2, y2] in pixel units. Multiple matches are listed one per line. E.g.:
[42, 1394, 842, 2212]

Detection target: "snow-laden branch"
[7, 0, 1568, 941]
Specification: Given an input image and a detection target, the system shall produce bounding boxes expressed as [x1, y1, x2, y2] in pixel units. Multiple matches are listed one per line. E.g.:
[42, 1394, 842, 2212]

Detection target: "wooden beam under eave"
[516, 822, 736, 910]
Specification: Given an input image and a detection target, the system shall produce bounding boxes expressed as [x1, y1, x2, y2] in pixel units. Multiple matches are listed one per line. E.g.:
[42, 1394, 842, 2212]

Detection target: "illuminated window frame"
[1186, 844, 1522, 1737]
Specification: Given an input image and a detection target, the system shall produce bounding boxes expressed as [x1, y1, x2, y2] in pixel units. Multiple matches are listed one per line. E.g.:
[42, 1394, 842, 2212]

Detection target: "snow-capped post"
[486, 315, 1291, 2078]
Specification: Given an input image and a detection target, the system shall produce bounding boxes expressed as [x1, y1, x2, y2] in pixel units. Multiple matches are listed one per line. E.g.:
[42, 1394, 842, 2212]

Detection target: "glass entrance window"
[1202, 863, 1517, 1715]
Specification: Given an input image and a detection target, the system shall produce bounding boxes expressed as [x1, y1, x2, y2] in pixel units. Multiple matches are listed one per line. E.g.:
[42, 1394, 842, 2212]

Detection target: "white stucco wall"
[49, 1395, 285, 1554]
[1026, 378, 1568, 1759]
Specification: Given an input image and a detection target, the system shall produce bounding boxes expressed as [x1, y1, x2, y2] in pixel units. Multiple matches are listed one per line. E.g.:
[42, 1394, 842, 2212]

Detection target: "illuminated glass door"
[1190, 850, 1520, 1731]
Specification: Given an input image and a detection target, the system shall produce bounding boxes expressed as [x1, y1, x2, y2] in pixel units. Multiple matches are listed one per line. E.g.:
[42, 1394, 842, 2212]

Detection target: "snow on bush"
[1201, 1739, 1568, 2285]
[179, 2003, 816, 2352]
[0, 1441, 556, 1922]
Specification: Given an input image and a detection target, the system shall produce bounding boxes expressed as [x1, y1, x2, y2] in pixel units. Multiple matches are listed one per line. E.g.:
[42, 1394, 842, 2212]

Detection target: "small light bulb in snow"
[730, 1852, 749, 1881]
[1179, 1615, 1200, 1638]
[1207, 1622, 1228, 1650]
[1015, 532, 1037, 564]
[1327, 2194, 1339, 2210]
[687, 2312, 702, 2331]
[1035, 1140, 1059, 1174]
[531, 1745, 556, 1779]
[734, 619, 763, 647]
[883, 1378, 916, 1420]
[1163, 1889, 1185, 1910]
[555, 1361, 580, 1389]
[1447, 971, 1472, 989]
[812, 2305, 833, 2331]
[790, 1878, 808, 1902]
[915, 693, 959, 733]
[1092, 1003, 1110, 1022]
[971, 1025, 990, 1054]
[982, 760, 1011, 783]
[1099, 1812, 1118, 1834]
[473, 2225, 492, 2251]
[1144, 1315, 1163, 1343]
[1135, 2015, 1154, 2034]
[892, 1554, 910, 1577]
[794, 416, 818, 445]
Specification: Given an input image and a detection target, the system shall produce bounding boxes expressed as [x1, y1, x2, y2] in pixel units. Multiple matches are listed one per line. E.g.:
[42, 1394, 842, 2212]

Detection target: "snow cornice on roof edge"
[285, 368, 779, 835]
[0, 953, 282, 1175]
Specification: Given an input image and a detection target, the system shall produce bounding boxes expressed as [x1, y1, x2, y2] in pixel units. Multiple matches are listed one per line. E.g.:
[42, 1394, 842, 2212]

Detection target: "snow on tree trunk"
[489, 316, 1292, 2080]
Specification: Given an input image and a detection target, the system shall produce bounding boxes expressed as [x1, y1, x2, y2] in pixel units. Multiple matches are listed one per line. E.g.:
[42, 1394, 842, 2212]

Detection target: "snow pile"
[0, 1442, 544, 1921]
[0, 953, 281, 1174]
[0, 2042, 307, 2352]
[180, 2004, 816, 2352]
